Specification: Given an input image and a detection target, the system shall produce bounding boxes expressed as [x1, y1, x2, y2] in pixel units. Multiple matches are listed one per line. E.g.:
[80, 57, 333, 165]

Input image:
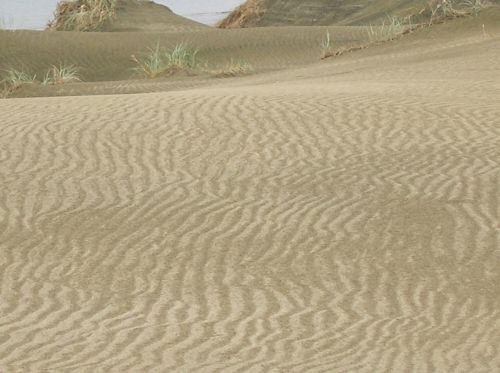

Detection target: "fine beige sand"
[1, 6, 500, 373]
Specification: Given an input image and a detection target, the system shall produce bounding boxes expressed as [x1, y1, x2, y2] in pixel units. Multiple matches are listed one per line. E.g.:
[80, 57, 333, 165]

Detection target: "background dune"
[219, 0, 500, 27]
[64, 0, 207, 32]
[1, 3, 500, 373]
[218, 0, 429, 28]
[0, 25, 367, 94]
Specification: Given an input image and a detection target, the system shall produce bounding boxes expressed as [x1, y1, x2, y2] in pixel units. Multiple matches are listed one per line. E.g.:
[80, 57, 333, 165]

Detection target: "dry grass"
[322, 44, 370, 60]
[132, 43, 199, 79]
[213, 59, 253, 78]
[48, 0, 116, 31]
[426, 0, 489, 24]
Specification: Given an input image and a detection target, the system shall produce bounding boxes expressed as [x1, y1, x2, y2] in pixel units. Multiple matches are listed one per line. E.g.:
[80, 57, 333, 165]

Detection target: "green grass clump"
[131, 43, 167, 79]
[48, 0, 116, 31]
[213, 59, 253, 78]
[1, 64, 82, 98]
[43, 64, 81, 85]
[320, 30, 335, 59]
[366, 16, 410, 43]
[167, 44, 199, 71]
[0, 68, 37, 98]
[132, 43, 199, 78]
[2, 69, 37, 89]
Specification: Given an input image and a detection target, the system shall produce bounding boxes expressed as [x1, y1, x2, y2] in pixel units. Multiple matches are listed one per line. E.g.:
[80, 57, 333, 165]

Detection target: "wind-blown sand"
[1, 6, 500, 373]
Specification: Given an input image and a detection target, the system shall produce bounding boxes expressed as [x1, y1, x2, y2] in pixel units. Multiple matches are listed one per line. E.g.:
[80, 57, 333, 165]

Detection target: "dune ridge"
[218, 0, 428, 28]
[47, 0, 206, 32]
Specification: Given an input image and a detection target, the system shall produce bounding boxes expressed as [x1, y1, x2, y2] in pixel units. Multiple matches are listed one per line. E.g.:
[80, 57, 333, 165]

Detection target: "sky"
[0, 0, 244, 30]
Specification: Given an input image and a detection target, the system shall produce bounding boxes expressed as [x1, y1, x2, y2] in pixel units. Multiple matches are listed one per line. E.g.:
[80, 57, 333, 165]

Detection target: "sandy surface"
[1, 8, 500, 373]
[0, 26, 367, 88]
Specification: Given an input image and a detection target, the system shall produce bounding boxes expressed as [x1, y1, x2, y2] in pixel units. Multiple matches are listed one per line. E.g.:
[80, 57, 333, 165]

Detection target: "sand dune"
[1, 6, 500, 373]
[218, 0, 429, 28]
[106, 0, 207, 32]
[47, 0, 207, 32]
[0, 26, 367, 87]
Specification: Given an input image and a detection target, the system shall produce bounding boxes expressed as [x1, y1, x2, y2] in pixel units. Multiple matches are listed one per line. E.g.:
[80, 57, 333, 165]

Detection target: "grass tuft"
[131, 43, 167, 79]
[0, 68, 37, 98]
[320, 30, 335, 59]
[48, 0, 116, 31]
[366, 16, 410, 43]
[427, 0, 489, 24]
[43, 64, 81, 85]
[132, 43, 199, 78]
[167, 43, 199, 71]
[1, 64, 82, 98]
[213, 59, 253, 78]
[2, 69, 37, 89]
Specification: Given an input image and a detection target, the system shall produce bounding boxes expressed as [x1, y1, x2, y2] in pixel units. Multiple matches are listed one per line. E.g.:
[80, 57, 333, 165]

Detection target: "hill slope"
[107, 0, 206, 32]
[220, 0, 494, 28]
[48, 0, 206, 32]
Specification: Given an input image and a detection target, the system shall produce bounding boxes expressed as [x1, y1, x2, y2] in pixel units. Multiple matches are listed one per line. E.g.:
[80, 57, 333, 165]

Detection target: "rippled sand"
[1, 11, 500, 373]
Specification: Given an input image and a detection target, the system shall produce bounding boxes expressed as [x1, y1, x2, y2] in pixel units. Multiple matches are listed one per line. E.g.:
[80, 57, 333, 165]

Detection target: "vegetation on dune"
[320, 16, 412, 59]
[43, 64, 81, 85]
[320, 0, 490, 60]
[212, 59, 253, 78]
[426, 0, 489, 24]
[217, 0, 265, 29]
[1, 64, 82, 98]
[166, 44, 199, 71]
[131, 43, 199, 78]
[1, 69, 37, 89]
[1, 68, 38, 97]
[220, 0, 494, 28]
[132, 42, 255, 79]
[47, 0, 117, 31]
[320, 31, 335, 59]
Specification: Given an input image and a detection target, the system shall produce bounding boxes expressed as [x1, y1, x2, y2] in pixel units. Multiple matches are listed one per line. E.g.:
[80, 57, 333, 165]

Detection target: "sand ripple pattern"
[1, 37, 500, 372]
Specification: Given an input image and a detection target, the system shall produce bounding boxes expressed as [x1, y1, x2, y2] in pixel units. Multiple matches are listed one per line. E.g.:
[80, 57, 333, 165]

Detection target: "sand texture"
[1, 6, 500, 373]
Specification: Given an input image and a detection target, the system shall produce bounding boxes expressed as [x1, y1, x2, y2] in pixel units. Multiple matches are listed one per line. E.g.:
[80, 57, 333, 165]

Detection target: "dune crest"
[219, 0, 448, 27]
[48, 0, 206, 32]
[217, 0, 266, 29]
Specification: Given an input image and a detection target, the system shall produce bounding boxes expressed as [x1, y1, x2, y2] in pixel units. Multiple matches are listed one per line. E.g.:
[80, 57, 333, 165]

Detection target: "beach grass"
[48, 0, 117, 31]
[1, 69, 37, 89]
[320, 31, 335, 59]
[428, 0, 489, 24]
[1, 64, 82, 98]
[132, 43, 199, 78]
[43, 64, 81, 85]
[366, 16, 409, 43]
[0, 68, 37, 98]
